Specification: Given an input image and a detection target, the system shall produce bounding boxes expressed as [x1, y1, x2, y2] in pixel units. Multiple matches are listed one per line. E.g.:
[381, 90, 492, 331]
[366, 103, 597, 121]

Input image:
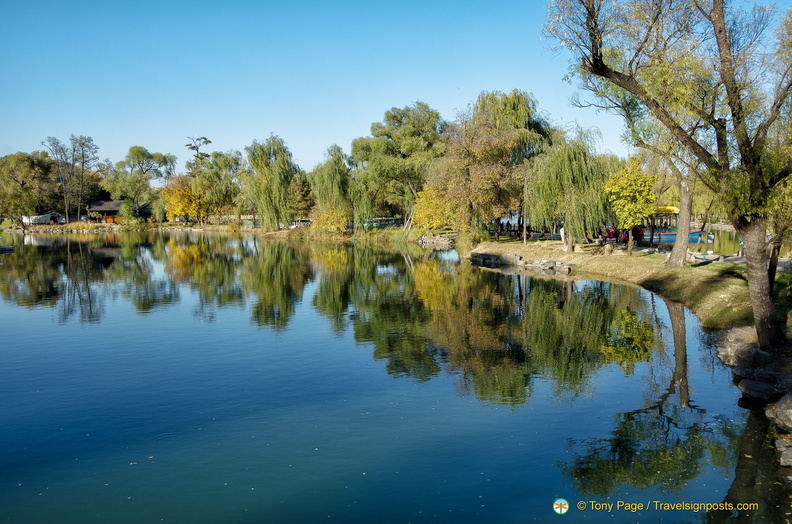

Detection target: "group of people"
[604, 225, 645, 246]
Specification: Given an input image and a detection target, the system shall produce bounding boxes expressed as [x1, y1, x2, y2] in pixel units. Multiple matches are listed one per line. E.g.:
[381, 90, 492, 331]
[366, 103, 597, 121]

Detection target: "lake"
[0, 231, 788, 523]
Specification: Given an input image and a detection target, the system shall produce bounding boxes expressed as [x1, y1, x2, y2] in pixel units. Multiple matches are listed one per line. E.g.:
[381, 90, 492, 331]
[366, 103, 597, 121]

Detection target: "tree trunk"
[561, 226, 573, 252]
[734, 218, 788, 352]
[665, 176, 695, 268]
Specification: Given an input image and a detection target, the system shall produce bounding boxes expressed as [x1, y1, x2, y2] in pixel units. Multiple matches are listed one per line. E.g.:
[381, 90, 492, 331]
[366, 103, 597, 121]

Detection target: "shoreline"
[469, 239, 792, 333]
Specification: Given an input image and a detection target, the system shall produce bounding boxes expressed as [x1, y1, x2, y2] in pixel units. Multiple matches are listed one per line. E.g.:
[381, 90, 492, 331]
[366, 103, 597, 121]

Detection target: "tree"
[191, 151, 242, 224]
[287, 170, 314, 221]
[632, 144, 698, 268]
[102, 146, 176, 213]
[421, 90, 550, 241]
[42, 135, 100, 222]
[351, 102, 446, 215]
[185, 136, 212, 172]
[767, 178, 792, 293]
[307, 145, 353, 231]
[70, 135, 99, 220]
[605, 159, 657, 253]
[162, 175, 198, 222]
[241, 135, 299, 229]
[546, 0, 792, 350]
[0, 152, 56, 228]
[524, 130, 616, 251]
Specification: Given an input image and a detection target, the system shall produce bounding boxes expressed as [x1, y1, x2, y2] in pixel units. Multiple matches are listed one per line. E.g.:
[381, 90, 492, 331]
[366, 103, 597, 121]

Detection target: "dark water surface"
[0, 232, 788, 523]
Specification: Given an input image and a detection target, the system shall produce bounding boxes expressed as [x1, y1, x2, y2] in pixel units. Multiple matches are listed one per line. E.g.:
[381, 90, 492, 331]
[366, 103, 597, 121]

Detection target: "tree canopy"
[546, 0, 792, 349]
[351, 102, 446, 215]
[242, 135, 300, 229]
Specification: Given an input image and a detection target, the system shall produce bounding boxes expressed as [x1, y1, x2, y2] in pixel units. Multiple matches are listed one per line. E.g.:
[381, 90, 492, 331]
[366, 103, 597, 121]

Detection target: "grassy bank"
[471, 238, 792, 332]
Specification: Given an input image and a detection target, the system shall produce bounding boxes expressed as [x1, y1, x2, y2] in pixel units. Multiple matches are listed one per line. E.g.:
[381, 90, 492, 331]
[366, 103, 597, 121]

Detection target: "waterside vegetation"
[2, 1, 791, 353]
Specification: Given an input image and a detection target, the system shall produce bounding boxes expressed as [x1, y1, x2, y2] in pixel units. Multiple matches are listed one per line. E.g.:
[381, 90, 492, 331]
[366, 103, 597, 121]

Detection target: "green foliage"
[351, 102, 446, 214]
[103, 146, 176, 212]
[287, 170, 314, 220]
[242, 135, 300, 229]
[308, 145, 353, 230]
[185, 136, 212, 173]
[605, 159, 656, 229]
[0, 151, 57, 224]
[190, 150, 242, 224]
[118, 199, 135, 219]
[525, 130, 615, 244]
[422, 89, 551, 238]
[471, 89, 550, 164]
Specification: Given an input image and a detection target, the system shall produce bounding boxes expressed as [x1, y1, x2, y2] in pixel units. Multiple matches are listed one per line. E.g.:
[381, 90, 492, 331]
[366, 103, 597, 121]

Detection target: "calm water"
[0, 232, 788, 523]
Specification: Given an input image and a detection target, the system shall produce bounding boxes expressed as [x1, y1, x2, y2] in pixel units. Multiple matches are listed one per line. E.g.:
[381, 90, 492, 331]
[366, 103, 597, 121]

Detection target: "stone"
[766, 393, 792, 433]
[500, 253, 523, 266]
[737, 379, 782, 401]
[719, 343, 773, 368]
[781, 448, 792, 468]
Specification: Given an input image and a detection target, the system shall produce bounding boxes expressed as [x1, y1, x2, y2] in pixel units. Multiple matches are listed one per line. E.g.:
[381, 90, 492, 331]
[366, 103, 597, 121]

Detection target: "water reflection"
[1, 233, 657, 395]
[0, 232, 685, 404]
[1, 231, 790, 519]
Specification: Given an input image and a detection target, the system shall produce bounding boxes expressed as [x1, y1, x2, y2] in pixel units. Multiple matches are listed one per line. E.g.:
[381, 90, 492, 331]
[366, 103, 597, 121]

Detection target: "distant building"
[86, 200, 152, 223]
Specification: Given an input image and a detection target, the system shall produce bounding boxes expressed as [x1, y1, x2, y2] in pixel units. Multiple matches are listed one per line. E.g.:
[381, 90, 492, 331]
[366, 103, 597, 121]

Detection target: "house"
[22, 212, 59, 225]
[86, 200, 152, 223]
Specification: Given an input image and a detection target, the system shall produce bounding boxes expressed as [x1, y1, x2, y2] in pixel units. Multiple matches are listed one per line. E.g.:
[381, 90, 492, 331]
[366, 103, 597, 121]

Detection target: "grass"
[471, 239, 791, 332]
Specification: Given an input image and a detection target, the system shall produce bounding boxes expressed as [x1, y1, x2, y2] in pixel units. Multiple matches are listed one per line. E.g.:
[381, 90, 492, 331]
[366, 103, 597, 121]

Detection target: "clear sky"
[1, 0, 789, 173]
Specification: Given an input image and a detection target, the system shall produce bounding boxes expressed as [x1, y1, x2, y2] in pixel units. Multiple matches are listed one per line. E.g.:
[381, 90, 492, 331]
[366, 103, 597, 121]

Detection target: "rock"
[716, 326, 773, 369]
[470, 253, 503, 268]
[776, 434, 792, 468]
[416, 235, 454, 249]
[500, 253, 523, 266]
[737, 379, 783, 401]
[766, 393, 792, 433]
[539, 259, 556, 268]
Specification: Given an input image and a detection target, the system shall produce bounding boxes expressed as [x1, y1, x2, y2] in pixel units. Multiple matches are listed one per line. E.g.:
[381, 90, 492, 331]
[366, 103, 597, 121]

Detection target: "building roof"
[87, 200, 151, 214]
[87, 200, 123, 212]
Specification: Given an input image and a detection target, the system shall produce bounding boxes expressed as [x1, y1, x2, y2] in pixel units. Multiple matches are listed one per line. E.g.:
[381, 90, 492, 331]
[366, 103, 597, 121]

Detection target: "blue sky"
[2, 1, 789, 172]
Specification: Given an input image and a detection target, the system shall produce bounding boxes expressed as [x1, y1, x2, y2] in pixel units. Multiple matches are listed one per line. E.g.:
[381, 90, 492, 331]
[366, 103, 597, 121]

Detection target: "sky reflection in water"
[0, 232, 786, 523]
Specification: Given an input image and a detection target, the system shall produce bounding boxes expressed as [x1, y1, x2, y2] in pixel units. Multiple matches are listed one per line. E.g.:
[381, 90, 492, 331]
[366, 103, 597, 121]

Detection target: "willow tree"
[471, 89, 551, 238]
[546, 0, 792, 350]
[242, 135, 299, 229]
[525, 130, 616, 251]
[191, 151, 242, 224]
[419, 89, 550, 240]
[307, 145, 353, 230]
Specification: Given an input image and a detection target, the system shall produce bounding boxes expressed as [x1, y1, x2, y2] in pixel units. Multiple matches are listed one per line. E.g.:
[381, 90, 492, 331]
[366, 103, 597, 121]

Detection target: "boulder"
[776, 434, 792, 467]
[716, 326, 772, 368]
[500, 253, 523, 266]
[737, 379, 783, 401]
[766, 393, 792, 433]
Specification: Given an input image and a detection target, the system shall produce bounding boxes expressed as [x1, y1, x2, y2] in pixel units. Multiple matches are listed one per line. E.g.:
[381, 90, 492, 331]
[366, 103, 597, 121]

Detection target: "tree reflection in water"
[2, 232, 790, 517]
